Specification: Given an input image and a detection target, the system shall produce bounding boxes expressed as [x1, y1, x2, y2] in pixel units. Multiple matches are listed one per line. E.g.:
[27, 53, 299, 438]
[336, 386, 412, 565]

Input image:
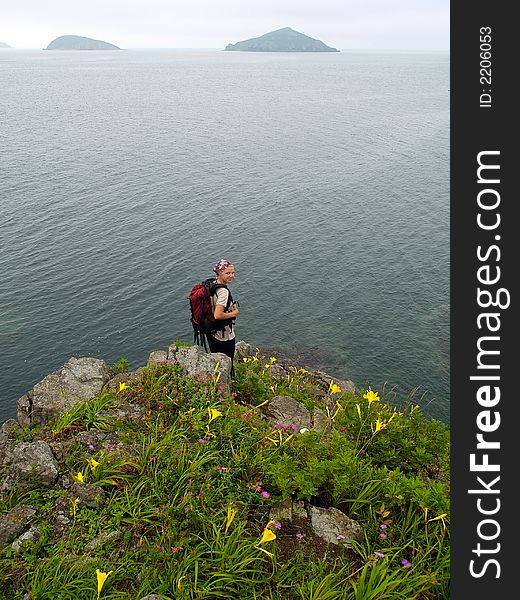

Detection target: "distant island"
[0, 42, 11, 48]
[225, 27, 339, 52]
[45, 35, 120, 50]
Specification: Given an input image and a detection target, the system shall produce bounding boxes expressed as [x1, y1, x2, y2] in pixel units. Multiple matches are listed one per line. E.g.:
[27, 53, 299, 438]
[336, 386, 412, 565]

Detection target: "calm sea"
[0, 49, 450, 424]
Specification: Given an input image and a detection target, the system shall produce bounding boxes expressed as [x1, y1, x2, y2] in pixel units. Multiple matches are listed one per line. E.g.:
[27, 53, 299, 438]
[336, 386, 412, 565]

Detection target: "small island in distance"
[225, 27, 339, 52]
[0, 41, 12, 48]
[45, 35, 121, 50]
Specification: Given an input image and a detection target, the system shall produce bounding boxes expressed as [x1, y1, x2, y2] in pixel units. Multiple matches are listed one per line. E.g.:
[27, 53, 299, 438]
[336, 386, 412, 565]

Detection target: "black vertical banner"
[451, 2, 514, 598]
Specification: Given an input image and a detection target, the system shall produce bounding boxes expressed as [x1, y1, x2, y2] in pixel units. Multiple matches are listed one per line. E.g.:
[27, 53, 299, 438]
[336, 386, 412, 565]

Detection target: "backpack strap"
[209, 281, 234, 331]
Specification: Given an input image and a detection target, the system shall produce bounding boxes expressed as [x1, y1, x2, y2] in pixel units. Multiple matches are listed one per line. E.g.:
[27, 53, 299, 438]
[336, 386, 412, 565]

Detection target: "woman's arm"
[214, 303, 239, 319]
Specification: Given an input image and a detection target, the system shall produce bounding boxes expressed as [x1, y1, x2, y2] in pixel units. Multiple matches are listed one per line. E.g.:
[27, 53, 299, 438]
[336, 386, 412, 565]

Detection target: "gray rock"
[85, 530, 123, 551]
[235, 340, 256, 360]
[101, 402, 147, 422]
[307, 505, 362, 547]
[11, 525, 41, 552]
[0, 440, 59, 495]
[312, 407, 329, 433]
[312, 371, 357, 395]
[267, 364, 289, 380]
[264, 395, 312, 430]
[0, 419, 22, 465]
[139, 595, 167, 600]
[0, 505, 38, 549]
[105, 370, 142, 392]
[147, 350, 168, 365]
[168, 343, 232, 384]
[16, 357, 112, 426]
[69, 482, 107, 509]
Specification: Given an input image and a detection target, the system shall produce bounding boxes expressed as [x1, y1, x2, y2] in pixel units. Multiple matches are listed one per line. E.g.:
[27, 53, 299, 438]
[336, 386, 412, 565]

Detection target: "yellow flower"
[328, 380, 342, 394]
[73, 471, 84, 483]
[96, 569, 113, 599]
[428, 512, 448, 522]
[259, 528, 277, 544]
[208, 407, 222, 422]
[89, 458, 100, 472]
[118, 382, 129, 392]
[69, 497, 79, 518]
[331, 401, 342, 420]
[225, 505, 237, 533]
[427, 512, 448, 533]
[270, 356, 277, 363]
[374, 417, 386, 432]
[363, 387, 380, 404]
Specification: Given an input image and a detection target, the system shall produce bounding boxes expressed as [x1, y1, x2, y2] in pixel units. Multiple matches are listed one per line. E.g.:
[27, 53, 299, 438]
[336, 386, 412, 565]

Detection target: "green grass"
[0, 351, 450, 599]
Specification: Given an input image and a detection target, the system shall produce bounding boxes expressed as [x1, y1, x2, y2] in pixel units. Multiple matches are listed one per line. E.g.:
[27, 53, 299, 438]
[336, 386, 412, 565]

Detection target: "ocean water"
[0, 49, 450, 424]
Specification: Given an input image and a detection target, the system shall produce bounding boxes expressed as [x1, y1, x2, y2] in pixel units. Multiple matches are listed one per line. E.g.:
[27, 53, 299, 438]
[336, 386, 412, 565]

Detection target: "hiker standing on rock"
[207, 259, 239, 363]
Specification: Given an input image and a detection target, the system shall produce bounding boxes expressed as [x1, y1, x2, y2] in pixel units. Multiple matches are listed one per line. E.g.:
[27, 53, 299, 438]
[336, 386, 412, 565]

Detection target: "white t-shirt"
[211, 286, 235, 341]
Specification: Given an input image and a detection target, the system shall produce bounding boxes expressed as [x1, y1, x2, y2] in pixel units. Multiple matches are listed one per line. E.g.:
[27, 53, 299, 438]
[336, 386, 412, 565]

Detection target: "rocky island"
[0, 42, 12, 48]
[225, 27, 339, 52]
[45, 35, 120, 50]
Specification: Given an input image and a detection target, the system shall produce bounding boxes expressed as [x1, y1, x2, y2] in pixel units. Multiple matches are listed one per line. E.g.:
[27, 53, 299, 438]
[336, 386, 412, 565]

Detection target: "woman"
[207, 259, 240, 366]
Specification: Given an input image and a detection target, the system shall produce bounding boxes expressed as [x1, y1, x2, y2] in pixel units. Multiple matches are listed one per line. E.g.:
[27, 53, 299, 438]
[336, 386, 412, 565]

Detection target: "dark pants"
[206, 335, 236, 377]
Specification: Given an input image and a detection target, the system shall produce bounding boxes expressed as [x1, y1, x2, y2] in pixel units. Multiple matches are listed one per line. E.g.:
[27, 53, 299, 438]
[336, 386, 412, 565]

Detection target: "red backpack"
[188, 278, 234, 349]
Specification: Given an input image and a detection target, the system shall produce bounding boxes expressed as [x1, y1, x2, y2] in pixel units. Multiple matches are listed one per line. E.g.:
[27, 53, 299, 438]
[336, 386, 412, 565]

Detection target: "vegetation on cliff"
[0, 344, 449, 599]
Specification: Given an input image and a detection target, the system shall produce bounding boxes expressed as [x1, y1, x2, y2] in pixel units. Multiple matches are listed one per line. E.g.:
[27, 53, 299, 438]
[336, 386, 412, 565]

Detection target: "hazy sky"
[1, 0, 449, 51]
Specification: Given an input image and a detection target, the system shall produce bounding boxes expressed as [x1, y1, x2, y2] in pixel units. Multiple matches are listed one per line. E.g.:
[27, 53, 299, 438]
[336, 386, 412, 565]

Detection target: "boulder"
[264, 395, 312, 430]
[16, 357, 112, 426]
[307, 505, 362, 547]
[0, 505, 38, 549]
[235, 340, 256, 360]
[167, 343, 232, 384]
[0, 440, 59, 495]
[0, 419, 22, 464]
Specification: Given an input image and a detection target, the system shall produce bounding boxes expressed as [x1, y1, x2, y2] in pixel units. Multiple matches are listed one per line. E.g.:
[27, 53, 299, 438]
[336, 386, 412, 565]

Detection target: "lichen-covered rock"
[0, 440, 59, 495]
[307, 505, 362, 547]
[69, 482, 107, 509]
[0, 505, 38, 549]
[235, 340, 256, 360]
[0, 419, 22, 465]
[264, 395, 312, 430]
[11, 526, 41, 552]
[84, 530, 123, 551]
[147, 350, 168, 365]
[167, 343, 232, 384]
[16, 357, 112, 426]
